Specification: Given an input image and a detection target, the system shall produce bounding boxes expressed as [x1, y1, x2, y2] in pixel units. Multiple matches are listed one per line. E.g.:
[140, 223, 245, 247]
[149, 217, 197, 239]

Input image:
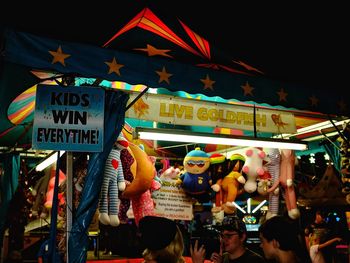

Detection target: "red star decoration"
[241, 81, 254, 96]
[105, 57, 124, 76]
[200, 74, 215, 90]
[156, 67, 173, 84]
[135, 44, 173, 58]
[277, 88, 288, 102]
[49, 46, 71, 66]
[309, 95, 319, 107]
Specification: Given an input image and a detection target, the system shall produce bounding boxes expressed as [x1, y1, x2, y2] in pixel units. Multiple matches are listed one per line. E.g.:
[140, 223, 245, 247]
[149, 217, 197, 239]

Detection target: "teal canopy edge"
[3, 29, 349, 117]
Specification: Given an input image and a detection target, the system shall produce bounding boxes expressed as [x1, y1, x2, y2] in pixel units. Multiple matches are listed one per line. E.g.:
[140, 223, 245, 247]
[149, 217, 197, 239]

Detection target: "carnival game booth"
[1, 7, 350, 262]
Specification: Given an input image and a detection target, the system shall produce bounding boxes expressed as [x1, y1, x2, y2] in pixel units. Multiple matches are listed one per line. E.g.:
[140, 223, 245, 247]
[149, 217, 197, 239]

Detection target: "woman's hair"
[142, 225, 185, 263]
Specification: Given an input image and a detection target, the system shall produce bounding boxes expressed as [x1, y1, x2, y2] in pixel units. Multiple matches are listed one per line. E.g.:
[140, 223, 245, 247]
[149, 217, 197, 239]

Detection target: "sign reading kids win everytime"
[32, 85, 105, 152]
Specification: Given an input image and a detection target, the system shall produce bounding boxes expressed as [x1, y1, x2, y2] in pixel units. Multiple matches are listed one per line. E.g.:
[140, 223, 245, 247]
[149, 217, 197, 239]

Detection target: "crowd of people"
[138, 211, 345, 263]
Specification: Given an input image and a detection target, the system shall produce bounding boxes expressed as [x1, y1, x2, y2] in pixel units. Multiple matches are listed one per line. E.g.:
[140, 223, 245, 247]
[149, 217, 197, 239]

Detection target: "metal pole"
[66, 152, 73, 262]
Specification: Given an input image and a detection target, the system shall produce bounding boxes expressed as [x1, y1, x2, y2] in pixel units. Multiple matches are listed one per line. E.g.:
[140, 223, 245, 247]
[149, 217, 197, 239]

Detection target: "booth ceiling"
[0, 3, 348, 151]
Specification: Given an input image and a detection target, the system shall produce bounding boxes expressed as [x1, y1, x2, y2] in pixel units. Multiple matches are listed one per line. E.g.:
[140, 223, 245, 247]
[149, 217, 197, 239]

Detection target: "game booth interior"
[1, 5, 350, 263]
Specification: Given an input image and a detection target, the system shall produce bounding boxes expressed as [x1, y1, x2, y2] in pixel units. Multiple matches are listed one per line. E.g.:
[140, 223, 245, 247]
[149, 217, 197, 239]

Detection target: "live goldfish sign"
[125, 93, 296, 133]
[32, 85, 104, 152]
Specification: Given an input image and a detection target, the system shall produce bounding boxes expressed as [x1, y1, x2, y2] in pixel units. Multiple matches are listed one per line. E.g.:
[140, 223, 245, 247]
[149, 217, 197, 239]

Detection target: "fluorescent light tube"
[135, 128, 308, 151]
[35, 151, 65, 171]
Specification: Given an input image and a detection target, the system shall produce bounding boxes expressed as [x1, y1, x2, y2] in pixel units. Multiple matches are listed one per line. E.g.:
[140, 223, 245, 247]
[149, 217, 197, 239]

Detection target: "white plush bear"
[242, 147, 266, 193]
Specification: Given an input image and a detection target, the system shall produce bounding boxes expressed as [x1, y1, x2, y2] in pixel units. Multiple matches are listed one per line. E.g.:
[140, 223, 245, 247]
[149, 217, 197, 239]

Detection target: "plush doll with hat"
[99, 134, 128, 226]
[212, 154, 246, 214]
[209, 153, 227, 212]
[178, 147, 212, 203]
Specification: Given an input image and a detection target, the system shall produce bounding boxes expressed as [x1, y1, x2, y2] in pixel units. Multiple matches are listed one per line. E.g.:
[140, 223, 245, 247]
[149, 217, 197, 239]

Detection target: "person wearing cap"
[139, 216, 185, 263]
[259, 216, 311, 263]
[191, 215, 266, 263]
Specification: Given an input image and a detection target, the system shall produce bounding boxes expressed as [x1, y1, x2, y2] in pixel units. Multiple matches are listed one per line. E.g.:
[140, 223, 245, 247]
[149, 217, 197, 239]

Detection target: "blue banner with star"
[3, 29, 349, 116]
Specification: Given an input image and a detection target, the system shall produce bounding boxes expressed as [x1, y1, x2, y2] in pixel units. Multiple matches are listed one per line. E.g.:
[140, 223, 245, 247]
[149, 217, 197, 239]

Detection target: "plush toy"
[130, 154, 161, 226]
[98, 135, 128, 226]
[257, 166, 272, 196]
[118, 138, 136, 224]
[160, 166, 181, 182]
[264, 148, 280, 220]
[121, 143, 155, 199]
[44, 168, 66, 210]
[209, 153, 227, 212]
[178, 147, 211, 203]
[211, 154, 246, 214]
[268, 149, 300, 219]
[31, 169, 51, 218]
[242, 147, 266, 193]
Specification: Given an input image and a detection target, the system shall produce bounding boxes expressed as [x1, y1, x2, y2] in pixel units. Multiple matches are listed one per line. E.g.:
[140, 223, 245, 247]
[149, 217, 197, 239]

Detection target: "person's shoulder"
[244, 249, 266, 262]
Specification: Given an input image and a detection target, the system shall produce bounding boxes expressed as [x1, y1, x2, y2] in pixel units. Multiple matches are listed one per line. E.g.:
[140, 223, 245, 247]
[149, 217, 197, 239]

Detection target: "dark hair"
[259, 216, 311, 262]
[217, 216, 246, 235]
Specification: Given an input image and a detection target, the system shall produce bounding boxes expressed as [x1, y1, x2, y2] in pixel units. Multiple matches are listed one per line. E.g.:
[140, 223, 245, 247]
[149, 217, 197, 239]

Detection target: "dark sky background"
[1, 1, 348, 88]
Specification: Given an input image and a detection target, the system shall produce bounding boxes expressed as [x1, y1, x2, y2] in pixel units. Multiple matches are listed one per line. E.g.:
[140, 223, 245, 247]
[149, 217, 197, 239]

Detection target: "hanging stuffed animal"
[98, 135, 128, 226]
[268, 149, 300, 219]
[118, 137, 136, 224]
[211, 154, 245, 214]
[264, 148, 280, 220]
[242, 147, 266, 193]
[209, 153, 227, 212]
[129, 153, 161, 226]
[178, 147, 211, 203]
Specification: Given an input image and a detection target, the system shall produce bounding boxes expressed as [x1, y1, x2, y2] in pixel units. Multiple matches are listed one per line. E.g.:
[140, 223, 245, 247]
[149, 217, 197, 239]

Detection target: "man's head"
[217, 216, 247, 254]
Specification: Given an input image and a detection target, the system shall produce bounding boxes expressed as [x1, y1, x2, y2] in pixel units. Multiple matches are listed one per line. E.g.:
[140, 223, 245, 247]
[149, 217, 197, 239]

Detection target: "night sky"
[1, 1, 348, 88]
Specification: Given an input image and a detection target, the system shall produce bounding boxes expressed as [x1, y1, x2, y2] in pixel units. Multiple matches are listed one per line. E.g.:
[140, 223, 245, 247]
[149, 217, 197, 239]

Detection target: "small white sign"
[153, 182, 193, 221]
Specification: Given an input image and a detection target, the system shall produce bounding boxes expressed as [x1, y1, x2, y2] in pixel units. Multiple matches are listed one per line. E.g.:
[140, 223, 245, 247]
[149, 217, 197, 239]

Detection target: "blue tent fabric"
[68, 89, 129, 263]
[0, 153, 20, 246]
[3, 29, 349, 117]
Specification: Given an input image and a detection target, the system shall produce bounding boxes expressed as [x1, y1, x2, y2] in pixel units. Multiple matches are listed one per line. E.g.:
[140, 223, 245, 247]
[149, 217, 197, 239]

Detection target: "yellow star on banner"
[241, 81, 254, 96]
[309, 95, 319, 107]
[277, 88, 288, 102]
[200, 74, 215, 90]
[156, 66, 173, 84]
[338, 100, 347, 112]
[105, 57, 124, 76]
[135, 44, 173, 58]
[49, 46, 71, 66]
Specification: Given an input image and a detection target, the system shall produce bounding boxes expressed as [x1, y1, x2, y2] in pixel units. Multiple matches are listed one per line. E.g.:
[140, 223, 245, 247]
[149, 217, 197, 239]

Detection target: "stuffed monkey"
[268, 149, 300, 219]
[99, 135, 127, 226]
